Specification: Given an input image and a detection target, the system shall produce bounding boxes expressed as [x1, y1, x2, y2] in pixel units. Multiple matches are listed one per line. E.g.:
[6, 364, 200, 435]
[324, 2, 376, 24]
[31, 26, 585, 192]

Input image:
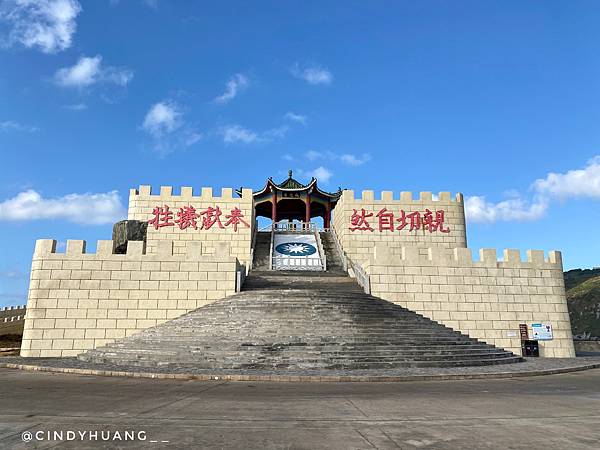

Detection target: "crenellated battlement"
[1, 305, 26, 311]
[341, 190, 464, 203]
[33, 239, 235, 261]
[371, 245, 563, 269]
[129, 185, 253, 201]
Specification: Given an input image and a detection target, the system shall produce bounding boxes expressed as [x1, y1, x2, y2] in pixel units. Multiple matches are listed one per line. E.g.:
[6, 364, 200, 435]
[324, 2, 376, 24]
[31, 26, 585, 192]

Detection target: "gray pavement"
[0, 367, 599, 449]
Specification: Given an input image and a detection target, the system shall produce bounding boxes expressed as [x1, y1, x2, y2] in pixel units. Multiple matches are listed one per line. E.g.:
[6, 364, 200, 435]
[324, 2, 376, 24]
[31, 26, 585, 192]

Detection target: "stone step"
[79, 266, 523, 370]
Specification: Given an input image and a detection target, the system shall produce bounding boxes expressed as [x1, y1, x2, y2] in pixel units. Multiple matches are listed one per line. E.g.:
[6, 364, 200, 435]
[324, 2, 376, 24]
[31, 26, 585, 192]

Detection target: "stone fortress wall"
[0, 305, 27, 336]
[127, 186, 254, 267]
[21, 238, 240, 357]
[333, 189, 575, 358]
[364, 245, 575, 357]
[19, 182, 576, 359]
[332, 190, 467, 264]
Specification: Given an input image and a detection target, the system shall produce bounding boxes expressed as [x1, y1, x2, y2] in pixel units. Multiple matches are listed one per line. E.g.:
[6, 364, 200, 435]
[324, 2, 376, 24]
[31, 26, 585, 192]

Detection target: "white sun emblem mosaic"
[275, 242, 317, 256]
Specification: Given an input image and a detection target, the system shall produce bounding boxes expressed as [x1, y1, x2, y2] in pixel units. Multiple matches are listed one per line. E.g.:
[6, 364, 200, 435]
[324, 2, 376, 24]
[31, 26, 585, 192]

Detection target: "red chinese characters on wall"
[350, 208, 450, 233]
[148, 205, 250, 232]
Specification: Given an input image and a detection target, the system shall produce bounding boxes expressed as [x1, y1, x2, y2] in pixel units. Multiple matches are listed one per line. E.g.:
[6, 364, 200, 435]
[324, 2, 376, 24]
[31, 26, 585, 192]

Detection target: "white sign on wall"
[531, 323, 553, 341]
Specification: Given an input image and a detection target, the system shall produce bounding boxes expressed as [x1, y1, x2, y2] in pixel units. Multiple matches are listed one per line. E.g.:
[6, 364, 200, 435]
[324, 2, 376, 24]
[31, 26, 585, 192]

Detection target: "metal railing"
[348, 257, 370, 294]
[268, 226, 274, 270]
[314, 228, 327, 271]
[248, 219, 258, 270]
[273, 221, 317, 233]
[323, 226, 370, 293]
[323, 226, 348, 272]
[271, 256, 324, 271]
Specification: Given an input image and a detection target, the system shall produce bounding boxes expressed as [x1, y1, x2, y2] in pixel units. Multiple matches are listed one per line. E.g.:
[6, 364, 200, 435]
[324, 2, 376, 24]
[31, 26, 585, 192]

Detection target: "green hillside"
[566, 272, 600, 338]
[564, 268, 600, 290]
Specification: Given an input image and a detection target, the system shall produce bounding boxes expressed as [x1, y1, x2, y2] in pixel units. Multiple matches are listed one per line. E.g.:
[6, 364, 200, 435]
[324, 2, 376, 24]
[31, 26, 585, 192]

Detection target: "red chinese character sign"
[350, 208, 450, 233]
[224, 207, 250, 232]
[175, 206, 199, 230]
[148, 205, 174, 229]
[148, 205, 250, 232]
[349, 209, 374, 231]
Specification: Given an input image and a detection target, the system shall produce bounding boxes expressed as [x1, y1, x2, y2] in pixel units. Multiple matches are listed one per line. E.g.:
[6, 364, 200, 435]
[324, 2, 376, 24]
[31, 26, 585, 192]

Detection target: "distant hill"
[564, 268, 600, 290]
[565, 269, 600, 338]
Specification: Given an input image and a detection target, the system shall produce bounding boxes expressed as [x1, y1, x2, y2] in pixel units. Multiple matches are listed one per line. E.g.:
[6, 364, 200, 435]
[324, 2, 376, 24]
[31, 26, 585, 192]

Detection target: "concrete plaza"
[0, 367, 599, 449]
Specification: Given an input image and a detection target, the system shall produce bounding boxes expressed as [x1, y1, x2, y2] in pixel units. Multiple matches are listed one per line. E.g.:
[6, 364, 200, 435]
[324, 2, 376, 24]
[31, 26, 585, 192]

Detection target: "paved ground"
[0, 367, 599, 449]
[3, 356, 600, 382]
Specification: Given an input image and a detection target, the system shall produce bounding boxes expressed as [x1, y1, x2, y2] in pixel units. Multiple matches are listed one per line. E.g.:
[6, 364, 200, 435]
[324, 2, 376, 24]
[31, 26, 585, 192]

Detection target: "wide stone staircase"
[78, 258, 522, 370]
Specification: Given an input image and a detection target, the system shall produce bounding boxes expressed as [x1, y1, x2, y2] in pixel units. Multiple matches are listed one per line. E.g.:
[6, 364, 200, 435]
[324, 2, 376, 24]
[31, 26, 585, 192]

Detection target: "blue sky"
[1, 0, 599, 306]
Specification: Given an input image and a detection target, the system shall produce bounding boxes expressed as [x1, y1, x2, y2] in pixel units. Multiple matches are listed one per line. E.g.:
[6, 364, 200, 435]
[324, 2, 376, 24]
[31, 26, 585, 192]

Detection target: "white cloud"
[312, 166, 333, 182]
[340, 153, 371, 166]
[0, 189, 125, 225]
[263, 125, 289, 139]
[220, 124, 259, 144]
[219, 123, 292, 145]
[465, 195, 548, 224]
[0, 120, 39, 132]
[141, 100, 201, 155]
[305, 150, 371, 166]
[532, 156, 600, 199]
[466, 156, 600, 224]
[309, 166, 333, 183]
[142, 100, 182, 138]
[291, 63, 333, 85]
[0, 269, 25, 279]
[282, 154, 294, 161]
[180, 129, 203, 146]
[296, 166, 333, 183]
[63, 102, 87, 111]
[284, 112, 307, 125]
[306, 150, 324, 161]
[54, 55, 133, 88]
[214, 73, 248, 104]
[0, 0, 81, 53]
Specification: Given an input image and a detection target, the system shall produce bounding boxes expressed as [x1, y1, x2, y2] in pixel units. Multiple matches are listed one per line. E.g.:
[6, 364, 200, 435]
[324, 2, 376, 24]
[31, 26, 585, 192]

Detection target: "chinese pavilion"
[240, 170, 342, 227]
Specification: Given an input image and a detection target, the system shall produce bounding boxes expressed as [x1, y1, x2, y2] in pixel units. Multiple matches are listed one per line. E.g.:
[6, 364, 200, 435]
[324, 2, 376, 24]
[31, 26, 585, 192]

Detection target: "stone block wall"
[21, 238, 240, 357]
[363, 245, 575, 357]
[127, 186, 254, 267]
[332, 190, 467, 265]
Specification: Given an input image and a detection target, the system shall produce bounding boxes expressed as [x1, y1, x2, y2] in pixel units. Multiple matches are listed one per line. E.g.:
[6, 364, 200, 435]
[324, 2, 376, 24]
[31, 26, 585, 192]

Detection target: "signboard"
[519, 324, 529, 340]
[531, 323, 553, 341]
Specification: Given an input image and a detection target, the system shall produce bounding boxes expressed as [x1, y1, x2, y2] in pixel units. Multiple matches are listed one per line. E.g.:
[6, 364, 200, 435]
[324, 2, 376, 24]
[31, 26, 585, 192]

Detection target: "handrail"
[249, 219, 258, 270]
[273, 221, 316, 233]
[271, 256, 323, 271]
[347, 257, 370, 294]
[314, 228, 327, 271]
[268, 226, 274, 270]
[326, 226, 348, 272]
[324, 226, 369, 293]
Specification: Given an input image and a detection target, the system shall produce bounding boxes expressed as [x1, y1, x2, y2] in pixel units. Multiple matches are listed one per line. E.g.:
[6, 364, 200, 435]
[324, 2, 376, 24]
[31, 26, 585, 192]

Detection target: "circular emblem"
[275, 242, 317, 256]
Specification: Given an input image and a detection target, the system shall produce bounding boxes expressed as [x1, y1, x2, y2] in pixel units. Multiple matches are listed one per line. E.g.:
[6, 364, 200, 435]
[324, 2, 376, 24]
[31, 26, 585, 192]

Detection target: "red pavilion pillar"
[324, 201, 331, 229]
[272, 190, 278, 223]
[305, 193, 311, 225]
